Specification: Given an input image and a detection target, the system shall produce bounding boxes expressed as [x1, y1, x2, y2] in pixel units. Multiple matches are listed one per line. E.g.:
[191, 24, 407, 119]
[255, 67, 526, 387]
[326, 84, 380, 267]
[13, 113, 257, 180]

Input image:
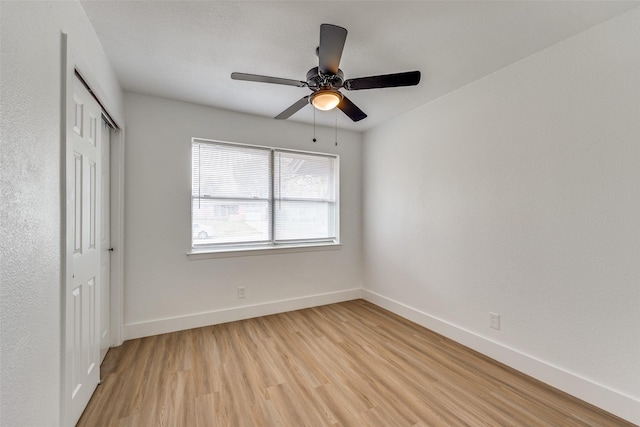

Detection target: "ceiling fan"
[231, 24, 421, 122]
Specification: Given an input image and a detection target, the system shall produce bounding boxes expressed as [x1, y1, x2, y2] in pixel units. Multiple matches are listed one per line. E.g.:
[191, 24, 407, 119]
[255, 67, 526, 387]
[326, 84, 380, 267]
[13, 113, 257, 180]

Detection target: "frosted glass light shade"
[311, 91, 342, 111]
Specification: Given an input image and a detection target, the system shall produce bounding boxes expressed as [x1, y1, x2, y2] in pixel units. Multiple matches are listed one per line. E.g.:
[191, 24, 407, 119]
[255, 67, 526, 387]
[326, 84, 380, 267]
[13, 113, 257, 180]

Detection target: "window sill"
[187, 242, 342, 260]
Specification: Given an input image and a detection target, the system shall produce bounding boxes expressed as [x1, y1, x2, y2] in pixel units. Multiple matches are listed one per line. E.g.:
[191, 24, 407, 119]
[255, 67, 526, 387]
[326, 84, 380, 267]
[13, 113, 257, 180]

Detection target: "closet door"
[100, 119, 111, 363]
[65, 76, 102, 425]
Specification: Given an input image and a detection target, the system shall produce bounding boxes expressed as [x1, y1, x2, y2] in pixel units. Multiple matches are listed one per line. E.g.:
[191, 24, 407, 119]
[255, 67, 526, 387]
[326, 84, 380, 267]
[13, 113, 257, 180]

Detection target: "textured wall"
[363, 7, 639, 422]
[0, 2, 123, 425]
[0, 2, 62, 424]
[122, 93, 363, 334]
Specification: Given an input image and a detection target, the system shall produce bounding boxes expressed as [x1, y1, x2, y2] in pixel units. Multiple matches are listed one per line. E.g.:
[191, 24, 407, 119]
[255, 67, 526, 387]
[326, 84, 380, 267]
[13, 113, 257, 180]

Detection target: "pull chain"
[312, 107, 317, 143]
[334, 109, 338, 146]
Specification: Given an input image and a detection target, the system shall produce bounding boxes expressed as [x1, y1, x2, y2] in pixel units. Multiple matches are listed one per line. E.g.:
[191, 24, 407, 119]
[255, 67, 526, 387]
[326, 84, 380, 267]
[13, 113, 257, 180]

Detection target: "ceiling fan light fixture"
[311, 90, 343, 111]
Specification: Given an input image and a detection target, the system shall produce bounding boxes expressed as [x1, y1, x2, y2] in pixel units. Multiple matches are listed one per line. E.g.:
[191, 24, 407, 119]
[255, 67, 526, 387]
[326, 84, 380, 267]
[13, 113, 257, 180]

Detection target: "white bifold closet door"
[100, 118, 111, 363]
[65, 76, 103, 425]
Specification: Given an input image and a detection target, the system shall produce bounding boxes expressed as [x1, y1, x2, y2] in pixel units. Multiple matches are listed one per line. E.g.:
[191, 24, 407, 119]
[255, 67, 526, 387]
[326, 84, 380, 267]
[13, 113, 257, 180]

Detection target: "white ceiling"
[81, 1, 638, 132]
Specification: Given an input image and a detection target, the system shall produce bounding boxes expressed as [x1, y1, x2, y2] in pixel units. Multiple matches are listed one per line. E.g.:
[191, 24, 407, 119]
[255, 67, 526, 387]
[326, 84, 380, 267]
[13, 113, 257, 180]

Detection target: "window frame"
[189, 138, 340, 257]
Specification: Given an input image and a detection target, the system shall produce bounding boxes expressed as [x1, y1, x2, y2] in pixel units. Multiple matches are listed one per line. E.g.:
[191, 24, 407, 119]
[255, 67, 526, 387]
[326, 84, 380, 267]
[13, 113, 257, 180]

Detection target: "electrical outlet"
[489, 312, 500, 330]
[237, 286, 246, 299]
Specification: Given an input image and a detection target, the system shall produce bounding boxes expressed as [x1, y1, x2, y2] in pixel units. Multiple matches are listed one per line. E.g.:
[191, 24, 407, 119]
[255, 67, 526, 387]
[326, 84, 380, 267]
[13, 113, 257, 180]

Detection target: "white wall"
[362, 7, 640, 424]
[0, 1, 123, 425]
[122, 93, 362, 338]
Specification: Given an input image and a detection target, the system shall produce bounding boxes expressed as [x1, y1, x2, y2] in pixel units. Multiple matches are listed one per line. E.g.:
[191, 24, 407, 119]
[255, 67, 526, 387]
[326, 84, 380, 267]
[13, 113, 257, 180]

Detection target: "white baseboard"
[124, 288, 363, 340]
[362, 289, 640, 426]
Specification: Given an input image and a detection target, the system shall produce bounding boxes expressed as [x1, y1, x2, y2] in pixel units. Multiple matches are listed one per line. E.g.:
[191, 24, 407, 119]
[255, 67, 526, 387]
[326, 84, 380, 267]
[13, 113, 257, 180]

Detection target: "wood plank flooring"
[78, 300, 633, 426]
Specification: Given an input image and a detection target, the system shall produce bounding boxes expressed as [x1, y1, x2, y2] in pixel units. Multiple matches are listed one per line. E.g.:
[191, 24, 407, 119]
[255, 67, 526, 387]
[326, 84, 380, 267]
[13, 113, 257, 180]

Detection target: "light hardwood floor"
[78, 300, 633, 426]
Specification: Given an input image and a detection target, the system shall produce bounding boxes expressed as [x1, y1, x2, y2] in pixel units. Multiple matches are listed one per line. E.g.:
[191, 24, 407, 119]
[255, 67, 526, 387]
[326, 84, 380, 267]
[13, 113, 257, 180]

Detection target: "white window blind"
[192, 139, 338, 250]
[274, 151, 336, 242]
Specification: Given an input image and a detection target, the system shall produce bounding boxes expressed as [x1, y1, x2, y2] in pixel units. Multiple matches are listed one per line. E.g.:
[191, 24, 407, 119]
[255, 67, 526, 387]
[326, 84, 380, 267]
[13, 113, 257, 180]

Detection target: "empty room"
[1, 1, 639, 426]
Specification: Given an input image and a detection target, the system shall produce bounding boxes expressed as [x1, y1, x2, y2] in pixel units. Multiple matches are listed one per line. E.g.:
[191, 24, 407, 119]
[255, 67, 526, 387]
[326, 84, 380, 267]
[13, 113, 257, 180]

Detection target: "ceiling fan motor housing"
[306, 67, 344, 91]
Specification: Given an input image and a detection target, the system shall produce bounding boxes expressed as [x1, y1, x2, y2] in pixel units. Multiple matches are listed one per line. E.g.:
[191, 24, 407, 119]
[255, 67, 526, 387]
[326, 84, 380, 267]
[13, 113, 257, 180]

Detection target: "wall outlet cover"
[490, 312, 501, 330]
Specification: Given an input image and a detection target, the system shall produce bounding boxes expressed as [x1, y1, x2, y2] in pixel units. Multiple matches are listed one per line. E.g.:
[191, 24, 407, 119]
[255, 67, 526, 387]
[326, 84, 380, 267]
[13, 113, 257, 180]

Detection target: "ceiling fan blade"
[343, 71, 421, 91]
[231, 72, 307, 87]
[275, 96, 310, 120]
[318, 24, 347, 75]
[338, 95, 367, 122]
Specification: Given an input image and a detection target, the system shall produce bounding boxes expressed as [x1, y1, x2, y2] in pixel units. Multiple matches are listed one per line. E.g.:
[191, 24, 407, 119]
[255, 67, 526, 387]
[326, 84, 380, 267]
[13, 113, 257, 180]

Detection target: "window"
[192, 139, 339, 251]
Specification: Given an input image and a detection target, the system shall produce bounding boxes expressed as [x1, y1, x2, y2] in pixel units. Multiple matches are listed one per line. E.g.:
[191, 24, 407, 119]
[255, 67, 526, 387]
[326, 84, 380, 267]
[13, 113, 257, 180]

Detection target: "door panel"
[66, 77, 102, 425]
[73, 152, 82, 254]
[100, 120, 111, 362]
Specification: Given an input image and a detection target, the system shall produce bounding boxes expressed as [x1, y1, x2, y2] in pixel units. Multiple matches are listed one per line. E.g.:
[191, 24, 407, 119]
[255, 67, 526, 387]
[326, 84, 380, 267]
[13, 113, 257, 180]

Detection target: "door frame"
[61, 32, 125, 426]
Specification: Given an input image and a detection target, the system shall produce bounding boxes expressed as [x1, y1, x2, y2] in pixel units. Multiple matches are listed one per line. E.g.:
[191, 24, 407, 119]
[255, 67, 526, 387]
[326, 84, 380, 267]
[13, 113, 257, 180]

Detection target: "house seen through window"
[192, 138, 339, 250]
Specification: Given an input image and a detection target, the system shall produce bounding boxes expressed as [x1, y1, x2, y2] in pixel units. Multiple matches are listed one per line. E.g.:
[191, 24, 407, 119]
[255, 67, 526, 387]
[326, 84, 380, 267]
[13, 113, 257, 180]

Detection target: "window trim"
[187, 241, 342, 260]
[190, 137, 340, 256]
